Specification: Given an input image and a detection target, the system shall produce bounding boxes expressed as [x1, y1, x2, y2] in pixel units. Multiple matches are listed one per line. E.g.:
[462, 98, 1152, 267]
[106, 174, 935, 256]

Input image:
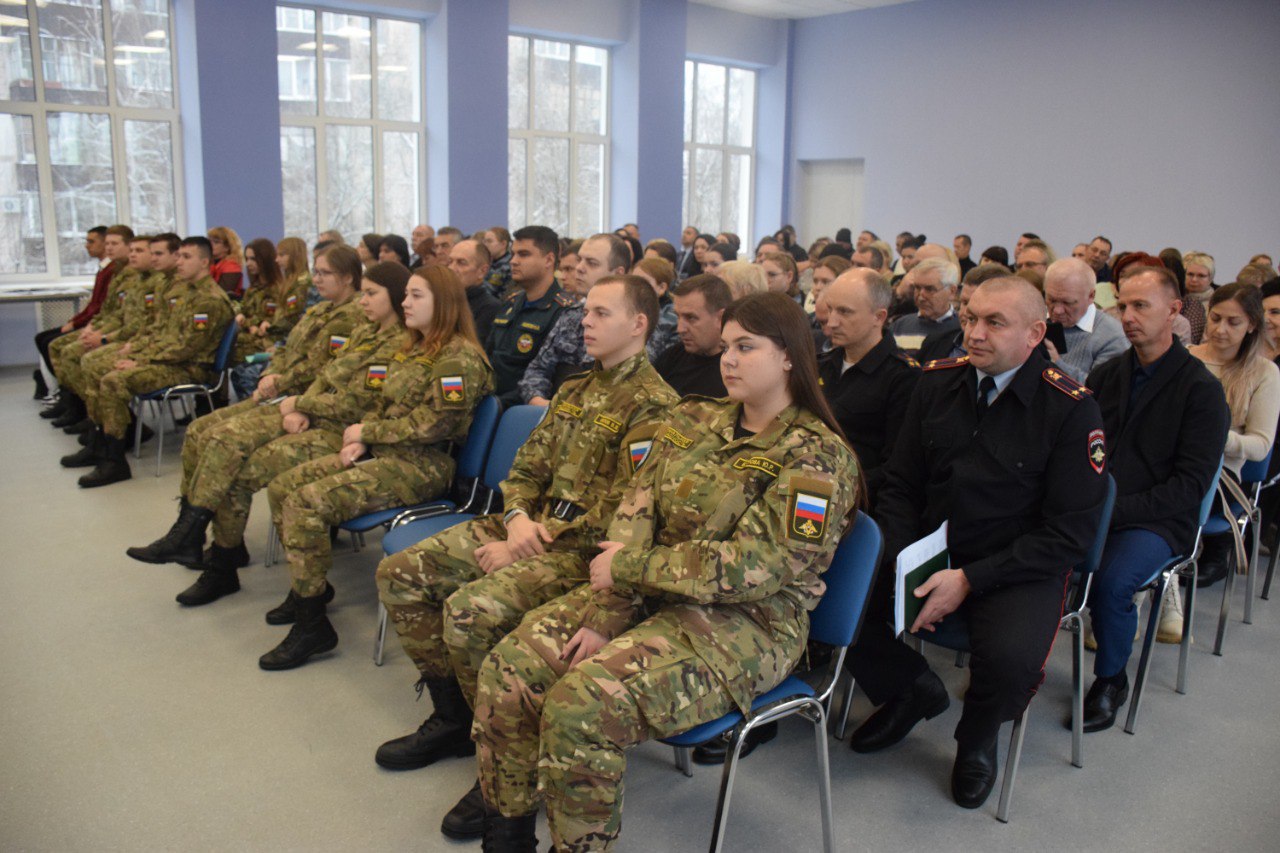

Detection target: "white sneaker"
[1157, 583, 1184, 644]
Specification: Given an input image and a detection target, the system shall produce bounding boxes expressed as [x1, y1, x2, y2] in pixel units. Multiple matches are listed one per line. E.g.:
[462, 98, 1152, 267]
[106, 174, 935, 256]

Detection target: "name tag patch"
[663, 426, 693, 448]
[594, 414, 623, 433]
[556, 401, 584, 419]
[733, 456, 781, 478]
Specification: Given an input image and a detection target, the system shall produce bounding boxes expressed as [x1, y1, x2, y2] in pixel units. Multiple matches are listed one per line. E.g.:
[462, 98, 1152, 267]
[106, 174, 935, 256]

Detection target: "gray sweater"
[1058, 305, 1129, 382]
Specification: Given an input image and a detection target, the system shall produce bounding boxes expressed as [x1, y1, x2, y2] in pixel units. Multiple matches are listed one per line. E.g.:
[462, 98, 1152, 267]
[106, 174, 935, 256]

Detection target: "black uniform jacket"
[874, 351, 1108, 595]
[818, 333, 920, 502]
[1086, 339, 1229, 555]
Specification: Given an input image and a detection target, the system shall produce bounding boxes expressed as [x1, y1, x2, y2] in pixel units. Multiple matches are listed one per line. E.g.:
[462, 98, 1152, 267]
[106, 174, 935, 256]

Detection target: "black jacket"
[875, 351, 1108, 594]
[818, 333, 919, 503]
[1086, 339, 1229, 554]
[466, 284, 500, 347]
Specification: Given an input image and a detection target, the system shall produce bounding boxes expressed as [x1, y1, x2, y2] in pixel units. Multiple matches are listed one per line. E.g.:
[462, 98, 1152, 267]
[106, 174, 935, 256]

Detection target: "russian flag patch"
[628, 439, 653, 473]
[366, 364, 387, 388]
[192, 313, 209, 330]
[329, 335, 348, 353]
[789, 484, 831, 542]
[440, 375, 465, 405]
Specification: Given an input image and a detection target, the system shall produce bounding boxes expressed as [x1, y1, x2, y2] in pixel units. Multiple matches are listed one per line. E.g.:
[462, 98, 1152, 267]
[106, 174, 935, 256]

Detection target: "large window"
[683, 60, 755, 240]
[507, 35, 608, 237]
[276, 7, 423, 241]
[0, 0, 181, 279]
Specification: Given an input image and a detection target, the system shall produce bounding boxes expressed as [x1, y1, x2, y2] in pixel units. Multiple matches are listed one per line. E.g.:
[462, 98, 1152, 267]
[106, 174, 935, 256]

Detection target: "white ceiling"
[693, 0, 921, 19]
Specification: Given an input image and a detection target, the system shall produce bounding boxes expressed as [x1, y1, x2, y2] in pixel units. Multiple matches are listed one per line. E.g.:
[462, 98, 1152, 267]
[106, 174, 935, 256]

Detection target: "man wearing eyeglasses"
[889, 259, 961, 356]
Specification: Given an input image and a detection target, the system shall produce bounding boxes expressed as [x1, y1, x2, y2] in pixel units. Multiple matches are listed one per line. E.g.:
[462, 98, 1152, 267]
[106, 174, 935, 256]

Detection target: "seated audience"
[1043, 257, 1130, 382]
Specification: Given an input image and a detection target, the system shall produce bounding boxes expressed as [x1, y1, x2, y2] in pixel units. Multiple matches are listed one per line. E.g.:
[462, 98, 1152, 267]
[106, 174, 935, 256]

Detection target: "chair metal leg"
[154, 399, 167, 476]
[1124, 581, 1165, 734]
[265, 522, 278, 567]
[810, 704, 835, 853]
[832, 669, 854, 740]
[1178, 566, 1197, 695]
[674, 746, 693, 778]
[1244, 511, 1260, 624]
[1070, 615, 1084, 768]
[708, 727, 749, 853]
[133, 402, 145, 460]
[374, 602, 389, 666]
[1263, 541, 1279, 600]
[1214, 542, 1240, 656]
[996, 709, 1028, 823]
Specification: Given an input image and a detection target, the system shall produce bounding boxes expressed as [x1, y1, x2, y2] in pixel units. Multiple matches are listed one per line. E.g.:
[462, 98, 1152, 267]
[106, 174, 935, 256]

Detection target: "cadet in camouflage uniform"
[125, 245, 367, 571]
[170, 262, 411, 608]
[484, 226, 572, 406]
[374, 278, 676, 819]
[469, 293, 860, 852]
[517, 234, 629, 404]
[230, 238, 310, 365]
[257, 268, 496, 670]
[66, 237, 234, 489]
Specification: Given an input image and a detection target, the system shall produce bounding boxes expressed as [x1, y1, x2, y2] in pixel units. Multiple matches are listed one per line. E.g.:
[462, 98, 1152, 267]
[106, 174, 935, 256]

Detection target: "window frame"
[682, 59, 756, 242]
[276, 4, 426, 240]
[0, 0, 185, 282]
[507, 33, 611, 237]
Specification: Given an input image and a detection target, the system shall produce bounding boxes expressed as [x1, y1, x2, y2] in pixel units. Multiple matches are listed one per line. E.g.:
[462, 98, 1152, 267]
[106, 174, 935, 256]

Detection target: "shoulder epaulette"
[894, 351, 921, 369]
[503, 291, 521, 303]
[923, 355, 969, 371]
[553, 291, 576, 308]
[1042, 366, 1092, 399]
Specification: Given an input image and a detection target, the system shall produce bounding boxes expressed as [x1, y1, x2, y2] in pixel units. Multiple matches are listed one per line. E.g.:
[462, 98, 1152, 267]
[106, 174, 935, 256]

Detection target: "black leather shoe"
[1072, 676, 1129, 733]
[265, 583, 335, 625]
[176, 568, 240, 606]
[692, 722, 778, 764]
[62, 417, 95, 435]
[78, 455, 131, 488]
[850, 669, 950, 753]
[951, 737, 998, 809]
[61, 436, 102, 468]
[51, 404, 84, 428]
[441, 780, 485, 840]
[1196, 533, 1234, 588]
[480, 809, 538, 853]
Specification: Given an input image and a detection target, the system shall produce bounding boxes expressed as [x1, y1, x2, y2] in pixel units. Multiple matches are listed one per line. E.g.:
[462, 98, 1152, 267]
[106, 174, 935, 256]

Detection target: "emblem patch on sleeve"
[440, 375, 465, 405]
[329, 335, 348, 353]
[1088, 428, 1106, 474]
[594, 414, 623, 433]
[192, 313, 209, 330]
[366, 365, 387, 388]
[286, 294, 298, 308]
[144, 293, 155, 307]
[265, 302, 277, 316]
[516, 333, 535, 353]
[628, 439, 653, 473]
[787, 476, 834, 542]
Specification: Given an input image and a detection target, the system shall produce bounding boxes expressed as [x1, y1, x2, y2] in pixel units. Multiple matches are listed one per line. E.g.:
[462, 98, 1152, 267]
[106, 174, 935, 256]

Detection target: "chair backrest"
[482, 404, 547, 491]
[1240, 445, 1274, 487]
[808, 511, 883, 649]
[1200, 459, 1225, 527]
[1075, 474, 1117, 577]
[211, 322, 238, 372]
[456, 396, 501, 480]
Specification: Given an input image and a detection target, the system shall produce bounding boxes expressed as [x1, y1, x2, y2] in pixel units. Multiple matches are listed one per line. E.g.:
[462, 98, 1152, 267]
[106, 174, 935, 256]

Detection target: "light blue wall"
[788, 0, 1280, 274]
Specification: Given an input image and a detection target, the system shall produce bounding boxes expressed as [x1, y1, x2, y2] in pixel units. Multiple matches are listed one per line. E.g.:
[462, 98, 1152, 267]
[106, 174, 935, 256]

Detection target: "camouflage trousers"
[209, 429, 343, 548]
[474, 585, 799, 852]
[67, 343, 129, 399]
[89, 363, 207, 439]
[269, 453, 452, 598]
[375, 515, 581, 688]
[180, 398, 271, 497]
[48, 333, 85, 389]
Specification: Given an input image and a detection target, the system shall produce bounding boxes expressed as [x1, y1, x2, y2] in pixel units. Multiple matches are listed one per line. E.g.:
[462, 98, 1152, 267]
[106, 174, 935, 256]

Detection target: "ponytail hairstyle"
[405, 265, 487, 363]
[321, 244, 362, 296]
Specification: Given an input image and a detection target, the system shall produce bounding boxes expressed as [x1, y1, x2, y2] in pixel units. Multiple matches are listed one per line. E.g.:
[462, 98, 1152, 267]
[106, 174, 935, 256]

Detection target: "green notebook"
[894, 522, 949, 636]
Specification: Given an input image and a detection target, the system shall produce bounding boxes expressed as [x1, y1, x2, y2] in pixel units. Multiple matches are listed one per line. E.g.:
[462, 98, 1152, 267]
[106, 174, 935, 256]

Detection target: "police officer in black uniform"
[485, 225, 574, 406]
[845, 276, 1107, 810]
[818, 268, 920, 503]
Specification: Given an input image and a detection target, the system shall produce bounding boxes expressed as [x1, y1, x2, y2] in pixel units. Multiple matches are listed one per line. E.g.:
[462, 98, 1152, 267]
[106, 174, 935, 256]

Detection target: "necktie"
[976, 375, 997, 419]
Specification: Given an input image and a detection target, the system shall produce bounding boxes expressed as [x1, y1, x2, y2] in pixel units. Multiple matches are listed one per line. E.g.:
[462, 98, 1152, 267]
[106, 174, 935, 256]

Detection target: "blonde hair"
[1183, 251, 1215, 281]
[277, 236, 310, 282]
[717, 260, 767, 299]
[207, 226, 244, 265]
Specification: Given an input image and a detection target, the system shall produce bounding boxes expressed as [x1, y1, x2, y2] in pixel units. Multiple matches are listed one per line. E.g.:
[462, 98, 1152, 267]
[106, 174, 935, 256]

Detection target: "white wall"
[788, 0, 1280, 275]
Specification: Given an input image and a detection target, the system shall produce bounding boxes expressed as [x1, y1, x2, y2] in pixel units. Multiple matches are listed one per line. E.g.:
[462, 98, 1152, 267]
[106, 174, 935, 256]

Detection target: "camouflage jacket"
[647, 299, 680, 361]
[130, 275, 234, 367]
[294, 322, 406, 433]
[90, 266, 139, 337]
[517, 299, 587, 402]
[237, 275, 311, 339]
[360, 337, 495, 494]
[583, 398, 860, 712]
[265, 296, 365, 396]
[114, 271, 172, 343]
[500, 350, 679, 553]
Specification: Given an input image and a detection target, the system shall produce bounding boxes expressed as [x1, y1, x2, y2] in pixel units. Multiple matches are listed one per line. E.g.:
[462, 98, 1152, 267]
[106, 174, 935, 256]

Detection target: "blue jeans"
[230, 361, 266, 399]
[1088, 528, 1175, 678]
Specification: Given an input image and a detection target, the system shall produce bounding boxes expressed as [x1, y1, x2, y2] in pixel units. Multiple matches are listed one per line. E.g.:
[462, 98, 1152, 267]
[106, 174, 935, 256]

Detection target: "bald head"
[915, 243, 956, 265]
[824, 267, 892, 353]
[1044, 258, 1098, 326]
[977, 276, 1048, 324]
[829, 267, 892, 313]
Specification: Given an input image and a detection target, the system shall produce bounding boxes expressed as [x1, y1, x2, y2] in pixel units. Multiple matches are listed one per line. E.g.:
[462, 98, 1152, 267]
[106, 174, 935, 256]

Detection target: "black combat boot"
[51, 394, 86, 428]
[480, 808, 538, 853]
[441, 779, 486, 840]
[376, 676, 476, 770]
[189, 541, 250, 571]
[61, 428, 103, 468]
[78, 436, 132, 487]
[264, 582, 336, 625]
[62, 415, 95, 434]
[175, 544, 242, 606]
[258, 591, 339, 670]
[126, 500, 215, 566]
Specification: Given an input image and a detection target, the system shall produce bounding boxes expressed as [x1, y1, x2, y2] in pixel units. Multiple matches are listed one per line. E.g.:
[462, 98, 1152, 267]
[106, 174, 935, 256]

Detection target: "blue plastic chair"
[373, 404, 546, 664]
[133, 322, 238, 476]
[1124, 460, 1223, 734]
[337, 395, 503, 549]
[1212, 446, 1275, 647]
[659, 512, 883, 853]
[908, 475, 1115, 821]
